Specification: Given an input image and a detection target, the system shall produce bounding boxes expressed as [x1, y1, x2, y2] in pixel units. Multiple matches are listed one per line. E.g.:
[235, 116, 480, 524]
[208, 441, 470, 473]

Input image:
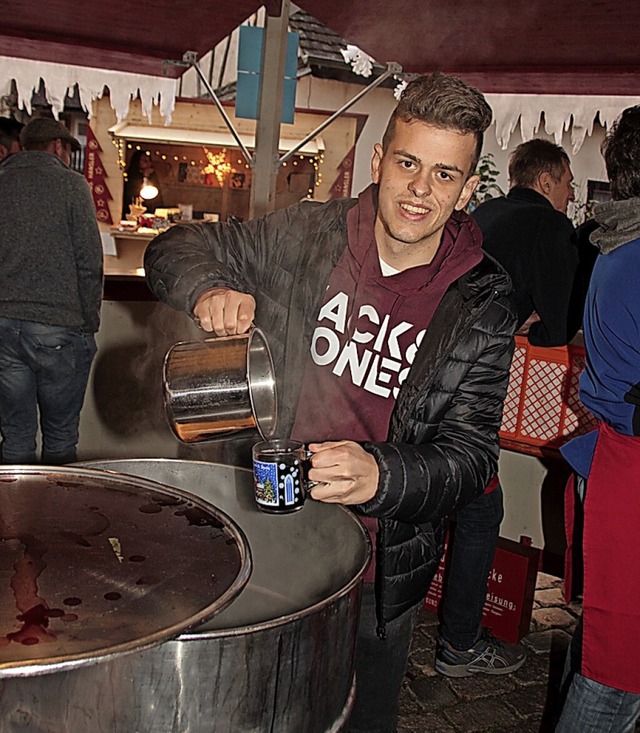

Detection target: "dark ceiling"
[1, 0, 638, 94]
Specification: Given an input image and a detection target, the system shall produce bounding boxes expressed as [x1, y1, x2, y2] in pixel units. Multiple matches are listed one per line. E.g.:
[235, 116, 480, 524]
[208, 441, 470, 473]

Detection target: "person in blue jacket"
[556, 105, 640, 733]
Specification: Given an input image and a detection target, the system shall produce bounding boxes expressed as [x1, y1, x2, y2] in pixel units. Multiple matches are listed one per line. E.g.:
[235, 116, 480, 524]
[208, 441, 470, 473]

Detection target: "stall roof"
[109, 122, 324, 156]
[1, 1, 638, 94]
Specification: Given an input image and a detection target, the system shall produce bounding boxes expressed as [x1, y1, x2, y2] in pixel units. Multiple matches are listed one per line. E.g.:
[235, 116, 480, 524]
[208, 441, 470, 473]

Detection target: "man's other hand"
[307, 441, 379, 505]
[194, 287, 256, 335]
[516, 310, 541, 336]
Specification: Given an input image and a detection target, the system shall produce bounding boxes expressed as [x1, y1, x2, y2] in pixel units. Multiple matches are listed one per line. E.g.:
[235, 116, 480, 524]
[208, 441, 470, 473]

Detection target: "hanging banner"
[84, 126, 114, 225]
[329, 145, 355, 199]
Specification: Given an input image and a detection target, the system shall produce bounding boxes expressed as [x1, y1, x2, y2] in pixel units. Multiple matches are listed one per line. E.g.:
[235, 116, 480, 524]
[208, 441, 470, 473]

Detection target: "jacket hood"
[592, 197, 640, 254]
[345, 183, 484, 297]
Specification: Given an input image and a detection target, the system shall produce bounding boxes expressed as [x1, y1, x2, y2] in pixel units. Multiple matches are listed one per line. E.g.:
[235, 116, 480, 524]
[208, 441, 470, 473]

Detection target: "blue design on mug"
[254, 459, 302, 508]
[283, 473, 295, 504]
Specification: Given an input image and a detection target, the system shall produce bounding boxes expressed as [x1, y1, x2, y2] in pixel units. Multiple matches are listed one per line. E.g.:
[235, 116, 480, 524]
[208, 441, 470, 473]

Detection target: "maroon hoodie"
[292, 184, 483, 444]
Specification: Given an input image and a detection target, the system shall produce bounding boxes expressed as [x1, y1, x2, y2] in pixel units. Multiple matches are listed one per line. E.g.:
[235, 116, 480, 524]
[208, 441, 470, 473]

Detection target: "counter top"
[103, 228, 158, 278]
[104, 256, 145, 278]
[110, 227, 167, 240]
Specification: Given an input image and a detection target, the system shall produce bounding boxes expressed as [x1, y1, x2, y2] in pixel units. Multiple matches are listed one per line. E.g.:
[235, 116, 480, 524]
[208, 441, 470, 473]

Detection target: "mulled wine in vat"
[0, 329, 371, 731]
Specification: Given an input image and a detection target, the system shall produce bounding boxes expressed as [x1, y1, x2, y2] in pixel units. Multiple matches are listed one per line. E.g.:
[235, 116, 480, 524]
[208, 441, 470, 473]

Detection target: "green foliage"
[470, 153, 506, 211]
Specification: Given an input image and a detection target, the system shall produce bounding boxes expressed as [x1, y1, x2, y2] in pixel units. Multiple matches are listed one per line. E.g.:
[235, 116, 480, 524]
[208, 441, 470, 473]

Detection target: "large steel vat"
[0, 459, 371, 733]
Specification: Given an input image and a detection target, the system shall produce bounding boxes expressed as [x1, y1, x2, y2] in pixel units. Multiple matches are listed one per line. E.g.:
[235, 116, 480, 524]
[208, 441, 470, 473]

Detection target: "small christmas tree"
[263, 477, 276, 503]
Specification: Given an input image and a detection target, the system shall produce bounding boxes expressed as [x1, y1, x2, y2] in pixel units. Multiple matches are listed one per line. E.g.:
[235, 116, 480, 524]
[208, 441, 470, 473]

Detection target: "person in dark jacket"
[572, 215, 599, 327]
[435, 139, 581, 678]
[145, 72, 516, 733]
[0, 117, 23, 162]
[0, 117, 103, 464]
[122, 150, 165, 217]
[474, 138, 579, 345]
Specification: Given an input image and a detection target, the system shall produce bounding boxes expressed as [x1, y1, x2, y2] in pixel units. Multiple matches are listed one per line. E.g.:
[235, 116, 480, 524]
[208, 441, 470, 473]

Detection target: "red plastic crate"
[499, 336, 597, 450]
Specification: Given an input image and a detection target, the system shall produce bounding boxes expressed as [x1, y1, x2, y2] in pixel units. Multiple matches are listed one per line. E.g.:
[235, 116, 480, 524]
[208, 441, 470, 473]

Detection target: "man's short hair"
[508, 139, 570, 188]
[382, 72, 492, 173]
[601, 105, 640, 201]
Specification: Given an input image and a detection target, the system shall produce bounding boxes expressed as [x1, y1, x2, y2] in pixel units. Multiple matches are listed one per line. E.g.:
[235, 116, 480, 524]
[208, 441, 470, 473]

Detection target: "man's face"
[546, 162, 575, 214]
[53, 139, 72, 166]
[371, 119, 479, 269]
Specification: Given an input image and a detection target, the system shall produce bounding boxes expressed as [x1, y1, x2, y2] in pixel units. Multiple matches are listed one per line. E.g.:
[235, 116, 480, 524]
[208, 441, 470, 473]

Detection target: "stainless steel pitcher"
[162, 328, 277, 443]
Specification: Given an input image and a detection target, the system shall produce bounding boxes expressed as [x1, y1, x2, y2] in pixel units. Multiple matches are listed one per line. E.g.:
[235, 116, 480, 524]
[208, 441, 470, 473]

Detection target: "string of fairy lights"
[112, 139, 324, 196]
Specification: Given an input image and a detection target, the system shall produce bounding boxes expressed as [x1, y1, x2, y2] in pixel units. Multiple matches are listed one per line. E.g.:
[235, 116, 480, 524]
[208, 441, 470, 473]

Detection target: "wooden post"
[249, 0, 290, 220]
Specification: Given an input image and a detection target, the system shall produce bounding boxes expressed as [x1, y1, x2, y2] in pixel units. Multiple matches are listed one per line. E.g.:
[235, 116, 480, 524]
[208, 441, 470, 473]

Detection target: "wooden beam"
[250, 0, 291, 219]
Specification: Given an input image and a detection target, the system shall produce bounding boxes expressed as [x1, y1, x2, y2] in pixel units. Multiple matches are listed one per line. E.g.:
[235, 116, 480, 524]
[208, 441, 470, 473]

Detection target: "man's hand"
[516, 311, 540, 336]
[307, 441, 379, 505]
[193, 287, 256, 335]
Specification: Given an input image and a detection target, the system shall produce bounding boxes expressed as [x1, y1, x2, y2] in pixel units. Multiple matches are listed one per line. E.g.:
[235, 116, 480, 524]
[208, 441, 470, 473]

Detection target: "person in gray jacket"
[0, 117, 103, 465]
[145, 73, 516, 733]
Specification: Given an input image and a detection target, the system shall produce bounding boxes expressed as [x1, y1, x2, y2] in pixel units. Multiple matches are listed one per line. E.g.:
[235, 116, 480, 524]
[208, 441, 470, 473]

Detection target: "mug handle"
[303, 448, 326, 490]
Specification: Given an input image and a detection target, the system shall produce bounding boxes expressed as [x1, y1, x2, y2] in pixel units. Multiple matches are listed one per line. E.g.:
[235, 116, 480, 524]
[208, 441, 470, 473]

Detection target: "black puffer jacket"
[145, 196, 516, 629]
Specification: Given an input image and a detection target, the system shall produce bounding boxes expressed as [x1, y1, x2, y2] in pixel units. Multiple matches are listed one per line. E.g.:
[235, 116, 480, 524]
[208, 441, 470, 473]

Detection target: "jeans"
[556, 674, 640, 733]
[0, 318, 97, 465]
[556, 618, 640, 732]
[439, 485, 504, 649]
[348, 584, 420, 733]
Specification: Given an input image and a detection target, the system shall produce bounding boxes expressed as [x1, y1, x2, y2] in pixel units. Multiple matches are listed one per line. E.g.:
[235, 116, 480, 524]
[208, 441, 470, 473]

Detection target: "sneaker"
[435, 628, 526, 678]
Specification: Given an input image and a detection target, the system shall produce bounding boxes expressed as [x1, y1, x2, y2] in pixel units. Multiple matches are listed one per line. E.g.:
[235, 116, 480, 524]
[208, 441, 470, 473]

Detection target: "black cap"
[20, 117, 81, 152]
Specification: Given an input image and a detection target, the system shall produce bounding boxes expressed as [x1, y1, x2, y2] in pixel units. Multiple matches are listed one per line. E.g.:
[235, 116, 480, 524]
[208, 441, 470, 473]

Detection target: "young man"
[556, 106, 640, 733]
[145, 73, 516, 732]
[435, 139, 581, 678]
[0, 117, 103, 465]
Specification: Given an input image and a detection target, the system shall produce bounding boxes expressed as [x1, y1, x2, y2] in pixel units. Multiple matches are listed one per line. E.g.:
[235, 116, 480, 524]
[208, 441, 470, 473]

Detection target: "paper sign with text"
[425, 532, 540, 643]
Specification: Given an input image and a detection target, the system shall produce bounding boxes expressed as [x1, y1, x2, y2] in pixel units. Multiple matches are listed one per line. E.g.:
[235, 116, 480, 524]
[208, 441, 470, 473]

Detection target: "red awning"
[1, 0, 639, 95]
[0, 0, 273, 77]
[298, 0, 640, 96]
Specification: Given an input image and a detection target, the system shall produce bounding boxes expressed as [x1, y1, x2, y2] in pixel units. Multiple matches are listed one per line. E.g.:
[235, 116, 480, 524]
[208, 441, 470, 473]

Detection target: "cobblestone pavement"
[395, 572, 604, 733]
